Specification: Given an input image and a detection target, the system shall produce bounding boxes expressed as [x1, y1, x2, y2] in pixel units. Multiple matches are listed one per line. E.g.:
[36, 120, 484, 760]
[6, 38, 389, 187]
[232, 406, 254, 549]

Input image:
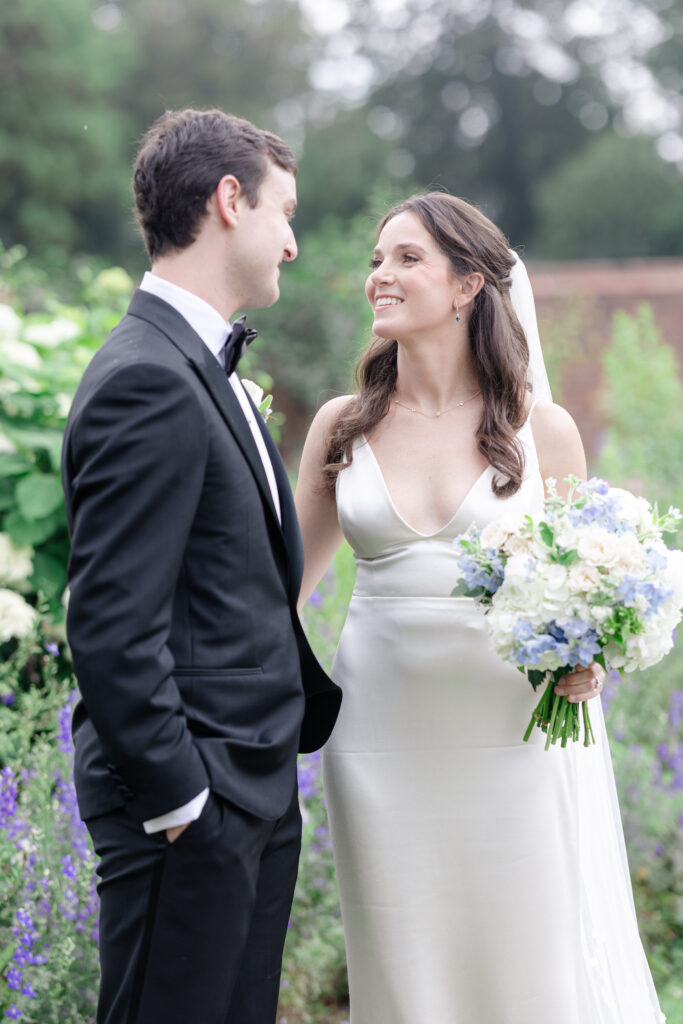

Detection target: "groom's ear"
[214, 175, 242, 229]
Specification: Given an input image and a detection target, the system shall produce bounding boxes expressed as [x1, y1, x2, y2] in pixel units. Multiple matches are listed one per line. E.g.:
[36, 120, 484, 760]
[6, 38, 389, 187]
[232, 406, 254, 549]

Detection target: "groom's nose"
[283, 226, 297, 262]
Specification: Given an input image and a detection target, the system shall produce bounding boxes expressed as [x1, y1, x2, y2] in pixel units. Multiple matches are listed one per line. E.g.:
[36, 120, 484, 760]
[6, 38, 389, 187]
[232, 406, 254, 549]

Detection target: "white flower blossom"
[0, 588, 36, 641]
[0, 304, 21, 342]
[0, 534, 33, 585]
[23, 316, 80, 347]
[241, 378, 264, 408]
[0, 339, 42, 369]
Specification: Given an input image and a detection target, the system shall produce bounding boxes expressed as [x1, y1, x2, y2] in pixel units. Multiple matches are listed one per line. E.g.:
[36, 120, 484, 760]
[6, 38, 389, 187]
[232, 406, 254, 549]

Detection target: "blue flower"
[6, 967, 22, 991]
[571, 632, 602, 667]
[5, 1005, 22, 1019]
[561, 618, 593, 640]
[513, 619, 534, 642]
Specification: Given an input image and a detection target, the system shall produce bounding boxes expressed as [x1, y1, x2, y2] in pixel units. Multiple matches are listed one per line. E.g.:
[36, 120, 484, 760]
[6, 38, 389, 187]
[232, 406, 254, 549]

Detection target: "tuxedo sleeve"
[65, 361, 211, 821]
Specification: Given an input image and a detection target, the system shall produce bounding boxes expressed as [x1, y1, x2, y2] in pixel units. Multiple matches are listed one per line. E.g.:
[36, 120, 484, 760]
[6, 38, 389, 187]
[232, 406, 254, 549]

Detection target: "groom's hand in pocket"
[166, 822, 190, 843]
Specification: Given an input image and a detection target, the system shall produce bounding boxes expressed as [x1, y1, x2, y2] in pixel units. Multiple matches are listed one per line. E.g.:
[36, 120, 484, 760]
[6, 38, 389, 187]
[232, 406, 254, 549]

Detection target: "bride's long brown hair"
[323, 192, 531, 497]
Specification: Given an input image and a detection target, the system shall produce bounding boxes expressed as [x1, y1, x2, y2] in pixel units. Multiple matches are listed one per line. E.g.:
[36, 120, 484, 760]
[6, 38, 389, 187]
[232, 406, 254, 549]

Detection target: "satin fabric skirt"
[323, 594, 663, 1024]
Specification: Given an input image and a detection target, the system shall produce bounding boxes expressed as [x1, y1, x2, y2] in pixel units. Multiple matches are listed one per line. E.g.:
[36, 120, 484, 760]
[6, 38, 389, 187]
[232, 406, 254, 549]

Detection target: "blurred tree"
[0, 0, 134, 262]
[254, 210, 374, 407]
[532, 133, 683, 258]
[0, 0, 323, 266]
[298, 0, 683, 255]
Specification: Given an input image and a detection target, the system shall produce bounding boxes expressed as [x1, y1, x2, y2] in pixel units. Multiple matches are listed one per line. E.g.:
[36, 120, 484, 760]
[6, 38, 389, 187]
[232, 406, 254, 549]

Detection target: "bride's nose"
[371, 264, 395, 286]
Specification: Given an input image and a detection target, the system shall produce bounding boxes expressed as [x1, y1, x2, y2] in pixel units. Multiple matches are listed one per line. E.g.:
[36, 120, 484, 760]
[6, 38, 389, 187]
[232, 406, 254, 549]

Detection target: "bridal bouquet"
[452, 477, 683, 749]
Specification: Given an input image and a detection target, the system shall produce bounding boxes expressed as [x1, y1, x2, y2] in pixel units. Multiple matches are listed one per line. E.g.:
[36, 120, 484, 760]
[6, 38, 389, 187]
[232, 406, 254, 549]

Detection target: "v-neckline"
[360, 436, 492, 539]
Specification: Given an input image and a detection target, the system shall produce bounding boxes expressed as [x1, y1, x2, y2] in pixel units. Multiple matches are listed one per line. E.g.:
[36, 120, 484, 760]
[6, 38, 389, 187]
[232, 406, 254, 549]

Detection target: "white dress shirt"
[138, 271, 281, 833]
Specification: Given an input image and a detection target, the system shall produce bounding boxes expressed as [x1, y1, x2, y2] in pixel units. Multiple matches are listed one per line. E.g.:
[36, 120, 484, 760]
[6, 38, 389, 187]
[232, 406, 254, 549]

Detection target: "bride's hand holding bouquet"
[453, 477, 683, 749]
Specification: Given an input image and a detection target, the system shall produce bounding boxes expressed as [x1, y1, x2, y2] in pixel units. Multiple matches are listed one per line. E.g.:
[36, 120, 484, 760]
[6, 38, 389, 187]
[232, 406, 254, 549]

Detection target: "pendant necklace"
[393, 390, 481, 418]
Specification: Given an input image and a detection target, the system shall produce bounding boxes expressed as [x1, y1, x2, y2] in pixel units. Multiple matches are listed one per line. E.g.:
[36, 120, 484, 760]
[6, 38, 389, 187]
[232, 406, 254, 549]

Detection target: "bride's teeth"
[376, 297, 402, 308]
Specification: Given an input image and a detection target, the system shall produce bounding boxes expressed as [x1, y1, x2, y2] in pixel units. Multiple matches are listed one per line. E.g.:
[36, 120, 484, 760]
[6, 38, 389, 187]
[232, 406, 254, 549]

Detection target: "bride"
[294, 192, 664, 1023]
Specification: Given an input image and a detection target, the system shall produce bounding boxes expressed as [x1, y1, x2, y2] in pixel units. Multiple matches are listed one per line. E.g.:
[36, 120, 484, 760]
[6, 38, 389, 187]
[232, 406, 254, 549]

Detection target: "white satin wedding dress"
[323, 401, 664, 1023]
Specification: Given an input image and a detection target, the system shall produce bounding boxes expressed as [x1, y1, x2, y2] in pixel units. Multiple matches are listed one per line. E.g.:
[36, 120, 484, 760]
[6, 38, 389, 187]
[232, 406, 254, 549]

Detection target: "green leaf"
[0, 454, 32, 477]
[527, 669, 547, 691]
[451, 580, 474, 597]
[15, 473, 64, 520]
[557, 549, 579, 567]
[3, 508, 63, 547]
[3, 427, 63, 470]
[31, 550, 67, 598]
[539, 521, 554, 547]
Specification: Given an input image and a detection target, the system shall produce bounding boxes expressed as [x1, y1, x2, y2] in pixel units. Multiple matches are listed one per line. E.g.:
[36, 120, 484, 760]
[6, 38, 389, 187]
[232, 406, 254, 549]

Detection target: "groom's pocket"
[164, 791, 223, 849]
[172, 667, 267, 735]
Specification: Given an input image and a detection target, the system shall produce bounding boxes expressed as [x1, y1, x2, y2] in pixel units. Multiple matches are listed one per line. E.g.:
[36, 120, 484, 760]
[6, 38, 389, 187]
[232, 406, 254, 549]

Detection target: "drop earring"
[455, 300, 461, 323]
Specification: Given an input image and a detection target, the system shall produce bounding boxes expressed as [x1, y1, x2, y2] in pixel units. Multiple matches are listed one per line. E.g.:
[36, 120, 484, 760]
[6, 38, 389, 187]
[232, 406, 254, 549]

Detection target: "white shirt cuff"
[142, 787, 210, 834]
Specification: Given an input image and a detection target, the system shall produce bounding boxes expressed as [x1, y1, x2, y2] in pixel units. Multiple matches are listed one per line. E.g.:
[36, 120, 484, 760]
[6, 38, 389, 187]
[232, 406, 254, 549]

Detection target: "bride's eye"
[369, 257, 382, 269]
[402, 254, 418, 263]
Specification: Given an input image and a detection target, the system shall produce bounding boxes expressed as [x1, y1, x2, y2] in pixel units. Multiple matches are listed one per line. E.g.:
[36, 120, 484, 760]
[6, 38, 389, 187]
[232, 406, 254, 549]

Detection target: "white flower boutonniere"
[241, 378, 273, 422]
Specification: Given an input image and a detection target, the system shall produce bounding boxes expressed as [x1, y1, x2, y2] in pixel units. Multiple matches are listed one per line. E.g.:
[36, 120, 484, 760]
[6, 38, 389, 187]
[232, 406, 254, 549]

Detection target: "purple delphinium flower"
[5, 1005, 22, 1019]
[297, 751, 321, 802]
[600, 670, 622, 716]
[56, 691, 78, 756]
[6, 967, 22, 991]
[1, 692, 15, 706]
[0, 767, 18, 830]
[668, 690, 683, 732]
[44, 641, 59, 657]
[307, 589, 323, 608]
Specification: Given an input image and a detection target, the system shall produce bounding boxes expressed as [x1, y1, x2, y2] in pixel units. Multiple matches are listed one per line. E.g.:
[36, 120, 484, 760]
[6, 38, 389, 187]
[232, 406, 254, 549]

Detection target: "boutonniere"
[241, 378, 273, 422]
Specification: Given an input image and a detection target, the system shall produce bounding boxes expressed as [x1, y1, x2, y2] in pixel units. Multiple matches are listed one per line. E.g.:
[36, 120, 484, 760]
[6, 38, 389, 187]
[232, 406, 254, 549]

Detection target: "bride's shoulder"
[307, 394, 355, 437]
[301, 395, 355, 458]
[527, 398, 578, 438]
[527, 398, 587, 480]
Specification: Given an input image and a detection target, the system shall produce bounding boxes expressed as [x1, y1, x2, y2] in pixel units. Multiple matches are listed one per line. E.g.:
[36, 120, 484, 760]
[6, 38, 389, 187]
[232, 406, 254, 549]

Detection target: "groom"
[61, 108, 341, 1024]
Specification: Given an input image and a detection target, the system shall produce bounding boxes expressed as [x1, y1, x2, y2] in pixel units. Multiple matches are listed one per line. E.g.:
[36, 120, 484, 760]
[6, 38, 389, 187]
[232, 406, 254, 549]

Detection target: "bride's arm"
[530, 401, 605, 702]
[294, 395, 351, 611]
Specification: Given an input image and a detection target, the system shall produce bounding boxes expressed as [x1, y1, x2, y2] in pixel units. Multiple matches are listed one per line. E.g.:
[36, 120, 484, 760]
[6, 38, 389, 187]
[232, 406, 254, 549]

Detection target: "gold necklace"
[393, 390, 481, 418]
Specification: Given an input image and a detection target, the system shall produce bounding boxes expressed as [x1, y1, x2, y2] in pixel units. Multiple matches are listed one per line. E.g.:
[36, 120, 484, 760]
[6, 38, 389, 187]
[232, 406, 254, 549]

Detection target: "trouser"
[86, 783, 302, 1024]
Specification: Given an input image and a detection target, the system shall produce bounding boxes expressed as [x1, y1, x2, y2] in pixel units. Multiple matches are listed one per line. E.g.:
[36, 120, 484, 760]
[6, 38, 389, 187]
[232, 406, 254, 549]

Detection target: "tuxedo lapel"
[126, 290, 281, 534]
[245, 388, 304, 601]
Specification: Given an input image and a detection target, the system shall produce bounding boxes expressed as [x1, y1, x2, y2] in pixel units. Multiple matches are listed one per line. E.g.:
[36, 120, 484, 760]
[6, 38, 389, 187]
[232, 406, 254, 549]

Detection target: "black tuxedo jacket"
[62, 290, 341, 824]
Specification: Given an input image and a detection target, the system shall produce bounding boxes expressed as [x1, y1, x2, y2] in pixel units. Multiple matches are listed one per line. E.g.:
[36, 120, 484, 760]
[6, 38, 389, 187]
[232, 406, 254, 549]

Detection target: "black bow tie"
[223, 315, 258, 376]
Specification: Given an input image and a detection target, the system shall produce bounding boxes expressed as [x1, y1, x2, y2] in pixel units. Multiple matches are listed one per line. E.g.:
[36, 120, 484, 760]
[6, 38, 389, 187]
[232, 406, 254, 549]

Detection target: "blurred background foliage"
[2, 0, 682, 423]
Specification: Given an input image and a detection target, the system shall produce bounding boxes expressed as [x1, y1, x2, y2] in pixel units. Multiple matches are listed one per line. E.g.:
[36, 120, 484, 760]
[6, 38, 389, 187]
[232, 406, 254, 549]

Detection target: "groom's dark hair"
[133, 108, 297, 261]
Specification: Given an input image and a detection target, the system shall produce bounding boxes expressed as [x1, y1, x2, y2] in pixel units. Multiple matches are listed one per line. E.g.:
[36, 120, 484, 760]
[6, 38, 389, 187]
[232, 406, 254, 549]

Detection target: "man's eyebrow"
[371, 242, 428, 257]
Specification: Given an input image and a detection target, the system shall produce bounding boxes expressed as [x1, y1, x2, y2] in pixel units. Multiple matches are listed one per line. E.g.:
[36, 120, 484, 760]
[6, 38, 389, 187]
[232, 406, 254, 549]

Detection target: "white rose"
[0, 588, 36, 641]
[504, 532, 536, 557]
[0, 534, 33, 585]
[613, 533, 645, 574]
[240, 378, 264, 408]
[0, 304, 21, 342]
[480, 513, 528, 551]
[568, 563, 602, 594]
[609, 487, 653, 533]
[577, 528, 624, 570]
[23, 317, 80, 347]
